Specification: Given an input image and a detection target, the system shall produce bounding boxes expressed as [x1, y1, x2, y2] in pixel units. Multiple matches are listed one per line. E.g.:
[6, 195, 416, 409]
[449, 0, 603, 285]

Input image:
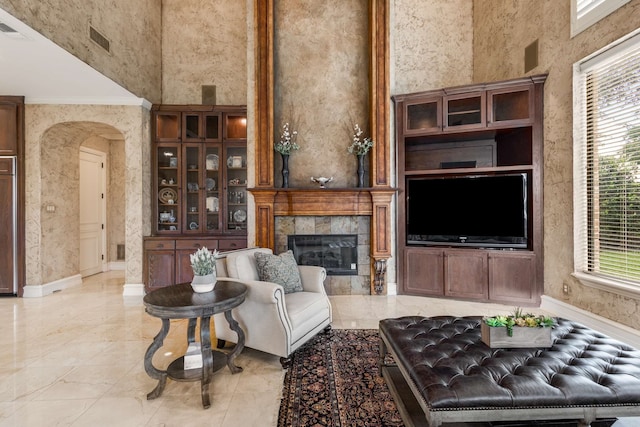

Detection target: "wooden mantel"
[250, 187, 396, 294]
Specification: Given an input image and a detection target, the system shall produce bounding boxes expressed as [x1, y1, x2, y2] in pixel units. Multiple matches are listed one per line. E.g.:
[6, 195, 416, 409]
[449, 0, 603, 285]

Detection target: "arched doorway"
[38, 121, 125, 284]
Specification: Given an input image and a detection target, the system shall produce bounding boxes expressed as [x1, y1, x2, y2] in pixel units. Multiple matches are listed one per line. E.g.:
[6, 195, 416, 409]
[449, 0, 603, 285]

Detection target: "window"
[571, 0, 631, 37]
[574, 30, 640, 298]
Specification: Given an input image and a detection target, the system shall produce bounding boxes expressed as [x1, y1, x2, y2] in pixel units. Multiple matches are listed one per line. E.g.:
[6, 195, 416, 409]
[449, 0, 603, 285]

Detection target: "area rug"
[277, 328, 403, 427]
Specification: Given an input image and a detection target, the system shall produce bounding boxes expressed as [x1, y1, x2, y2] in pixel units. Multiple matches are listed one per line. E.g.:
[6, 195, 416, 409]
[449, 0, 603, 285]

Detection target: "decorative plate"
[206, 154, 219, 170]
[158, 188, 178, 204]
[233, 209, 247, 223]
[206, 178, 216, 191]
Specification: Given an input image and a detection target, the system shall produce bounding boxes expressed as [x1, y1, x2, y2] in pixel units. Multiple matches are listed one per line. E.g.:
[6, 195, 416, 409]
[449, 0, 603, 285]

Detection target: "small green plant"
[190, 247, 219, 276]
[484, 307, 555, 336]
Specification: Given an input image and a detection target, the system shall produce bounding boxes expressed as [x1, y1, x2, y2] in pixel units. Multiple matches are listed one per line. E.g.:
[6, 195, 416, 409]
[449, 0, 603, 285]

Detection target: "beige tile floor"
[0, 271, 637, 427]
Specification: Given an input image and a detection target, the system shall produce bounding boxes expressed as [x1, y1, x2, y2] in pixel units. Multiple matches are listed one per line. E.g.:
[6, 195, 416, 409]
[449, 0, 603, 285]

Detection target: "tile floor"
[0, 271, 638, 426]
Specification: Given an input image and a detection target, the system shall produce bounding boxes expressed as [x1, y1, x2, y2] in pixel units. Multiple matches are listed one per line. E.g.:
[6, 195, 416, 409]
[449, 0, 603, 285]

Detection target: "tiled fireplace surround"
[275, 216, 371, 295]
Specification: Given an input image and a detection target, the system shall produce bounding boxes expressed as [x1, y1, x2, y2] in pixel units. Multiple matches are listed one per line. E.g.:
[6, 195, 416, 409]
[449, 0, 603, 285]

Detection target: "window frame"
[573, 29, 640, 299]
[571, 0, 631, 38]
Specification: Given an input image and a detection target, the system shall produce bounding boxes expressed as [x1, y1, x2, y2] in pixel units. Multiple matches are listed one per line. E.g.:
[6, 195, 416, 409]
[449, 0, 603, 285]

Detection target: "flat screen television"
[406, 173, 528, 249]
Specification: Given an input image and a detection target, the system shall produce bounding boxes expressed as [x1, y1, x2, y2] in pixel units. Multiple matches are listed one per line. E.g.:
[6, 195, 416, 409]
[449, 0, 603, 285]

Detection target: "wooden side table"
[143, 280, 247, 409]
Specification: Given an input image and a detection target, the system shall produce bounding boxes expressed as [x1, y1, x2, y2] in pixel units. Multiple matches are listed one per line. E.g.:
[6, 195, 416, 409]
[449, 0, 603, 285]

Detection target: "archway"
[38, 121, 125, 285]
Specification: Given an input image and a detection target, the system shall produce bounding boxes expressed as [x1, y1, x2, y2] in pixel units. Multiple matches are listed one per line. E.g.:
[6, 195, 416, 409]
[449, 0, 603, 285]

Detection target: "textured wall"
[473, 0, 640, 328]
[0, 0, 162, 103]
[391, 0, 474, 95]
[24, 105, 149, 287]
[161, 0, 248, 105]
[273, 0, 370, 188]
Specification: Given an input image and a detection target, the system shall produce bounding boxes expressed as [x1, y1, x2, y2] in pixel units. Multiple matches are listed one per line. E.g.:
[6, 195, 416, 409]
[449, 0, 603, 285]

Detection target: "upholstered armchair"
[213, 248, 332, 367]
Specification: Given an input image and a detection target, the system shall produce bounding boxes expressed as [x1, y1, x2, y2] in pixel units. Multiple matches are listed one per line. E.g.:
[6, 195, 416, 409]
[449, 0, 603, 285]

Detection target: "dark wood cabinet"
[393, 75, 546, 305]
[145, 105, 248, 291]
[0, 96, 23, 295]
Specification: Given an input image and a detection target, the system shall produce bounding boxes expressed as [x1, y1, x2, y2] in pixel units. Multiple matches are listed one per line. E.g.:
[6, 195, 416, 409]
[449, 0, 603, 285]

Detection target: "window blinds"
[576, 37, 640, 284]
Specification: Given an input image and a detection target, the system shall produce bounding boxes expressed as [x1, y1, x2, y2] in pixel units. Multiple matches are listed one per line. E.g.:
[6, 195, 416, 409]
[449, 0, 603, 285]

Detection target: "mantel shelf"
[249, 187, 397, 217]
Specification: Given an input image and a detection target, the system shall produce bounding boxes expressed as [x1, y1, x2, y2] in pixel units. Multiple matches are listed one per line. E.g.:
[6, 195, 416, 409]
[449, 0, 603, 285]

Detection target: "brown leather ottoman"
[379, 316, 640, 427]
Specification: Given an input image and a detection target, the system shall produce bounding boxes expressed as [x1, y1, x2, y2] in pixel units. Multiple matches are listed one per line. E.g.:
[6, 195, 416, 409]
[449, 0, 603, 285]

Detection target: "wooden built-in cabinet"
[0, 96, 24, 296]
[394, 75, 546, 305]
[144, 105, 248, 292]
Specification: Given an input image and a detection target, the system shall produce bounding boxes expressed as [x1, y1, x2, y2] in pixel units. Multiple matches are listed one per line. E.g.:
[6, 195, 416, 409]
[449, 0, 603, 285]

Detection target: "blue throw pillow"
[254, 250, 303, 294]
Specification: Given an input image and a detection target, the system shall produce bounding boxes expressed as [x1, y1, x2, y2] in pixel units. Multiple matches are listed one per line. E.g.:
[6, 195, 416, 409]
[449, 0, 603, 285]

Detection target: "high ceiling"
[0, 7, 144, 106]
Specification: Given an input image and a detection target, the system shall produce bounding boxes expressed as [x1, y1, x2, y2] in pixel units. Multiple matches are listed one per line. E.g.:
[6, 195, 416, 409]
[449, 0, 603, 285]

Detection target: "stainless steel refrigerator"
[0, 156, 17, 294]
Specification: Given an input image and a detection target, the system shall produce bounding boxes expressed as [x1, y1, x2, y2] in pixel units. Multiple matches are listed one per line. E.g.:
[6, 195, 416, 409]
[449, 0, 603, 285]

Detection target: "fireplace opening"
[288, 234, 358, 276]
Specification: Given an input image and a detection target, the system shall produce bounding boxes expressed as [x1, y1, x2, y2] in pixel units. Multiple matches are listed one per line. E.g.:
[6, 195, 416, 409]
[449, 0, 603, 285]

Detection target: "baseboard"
[22, 274, 83, 298]
[122, 283, 145, 297]
[108, 261, 125, 271]
[541, 295, 640, 348]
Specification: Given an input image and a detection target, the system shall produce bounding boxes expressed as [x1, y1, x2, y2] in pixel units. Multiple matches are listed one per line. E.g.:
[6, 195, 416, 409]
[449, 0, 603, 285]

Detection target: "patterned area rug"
[277, 329, 403, 427]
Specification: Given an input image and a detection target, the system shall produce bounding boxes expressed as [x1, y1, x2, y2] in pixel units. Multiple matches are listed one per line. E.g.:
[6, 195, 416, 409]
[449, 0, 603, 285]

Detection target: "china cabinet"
[145, 105, 247, 291]
[393, 75, 546, 305]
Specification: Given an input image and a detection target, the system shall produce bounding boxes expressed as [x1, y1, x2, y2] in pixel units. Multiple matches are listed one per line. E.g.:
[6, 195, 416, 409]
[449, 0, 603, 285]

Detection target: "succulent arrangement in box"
[483, 307, 555, 337]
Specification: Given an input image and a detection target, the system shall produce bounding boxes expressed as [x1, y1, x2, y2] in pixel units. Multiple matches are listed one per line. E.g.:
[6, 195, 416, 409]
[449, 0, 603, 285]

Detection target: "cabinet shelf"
[448, 109, 481, 116]
[403, 165, 533, 176]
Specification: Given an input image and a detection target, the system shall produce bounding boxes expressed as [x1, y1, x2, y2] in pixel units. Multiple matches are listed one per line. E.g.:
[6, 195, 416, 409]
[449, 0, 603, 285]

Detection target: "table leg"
[199, 315, 213, 409]
[224, 310, 245, 374]
[187, 317, 197, 345]
[144, 318, 170, 400]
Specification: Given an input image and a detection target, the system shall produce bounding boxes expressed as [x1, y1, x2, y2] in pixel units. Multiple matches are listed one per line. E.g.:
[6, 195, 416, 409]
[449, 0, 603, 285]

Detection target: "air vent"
[0, 22, 25, 39]
[89, 25, 110, 53]
[0, 22, 16, 33]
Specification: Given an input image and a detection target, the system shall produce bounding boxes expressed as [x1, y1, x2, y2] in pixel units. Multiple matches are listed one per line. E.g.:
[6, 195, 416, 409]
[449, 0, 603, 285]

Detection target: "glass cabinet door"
[405, 98, 442, 134]
[157, 145, 180, 233]
[184, 145, 203, 232]
[225, 144, 247, 232]
[444, 92, 486, 130]
[204, 145, 221, 231]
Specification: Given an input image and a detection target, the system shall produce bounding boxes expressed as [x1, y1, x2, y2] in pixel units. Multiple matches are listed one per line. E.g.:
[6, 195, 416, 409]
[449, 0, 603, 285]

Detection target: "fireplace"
[288, 234, 358, 276]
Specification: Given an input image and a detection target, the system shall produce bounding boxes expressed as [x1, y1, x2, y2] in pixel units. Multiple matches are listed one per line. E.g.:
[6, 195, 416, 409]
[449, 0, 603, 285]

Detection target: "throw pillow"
[254, 250, 303, 294]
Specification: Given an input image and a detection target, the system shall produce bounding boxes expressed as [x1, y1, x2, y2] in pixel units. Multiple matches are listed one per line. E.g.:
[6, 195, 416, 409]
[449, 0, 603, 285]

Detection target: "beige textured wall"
[273, 0, 370, 188]
[0, 0, 162, 103]
[161, 0, 248, 105]
[473, 0, 640, 328]
[25, 105, 150, 287]
[391, 0, 474, 95]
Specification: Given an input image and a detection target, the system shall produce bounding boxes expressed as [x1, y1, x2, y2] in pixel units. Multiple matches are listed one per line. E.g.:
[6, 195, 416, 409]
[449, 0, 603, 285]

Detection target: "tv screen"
[406, 173, 528, 249]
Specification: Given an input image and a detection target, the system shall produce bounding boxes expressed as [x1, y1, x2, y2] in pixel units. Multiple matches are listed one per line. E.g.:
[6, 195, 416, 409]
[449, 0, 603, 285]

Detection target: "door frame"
[79, 146, 108, 274]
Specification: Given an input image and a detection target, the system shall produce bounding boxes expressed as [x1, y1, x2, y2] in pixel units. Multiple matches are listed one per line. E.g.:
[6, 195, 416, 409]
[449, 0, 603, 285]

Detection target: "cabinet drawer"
[176, 239, 218, 250]
[218, 239, 247, 251]
[144, 239, 175, 250]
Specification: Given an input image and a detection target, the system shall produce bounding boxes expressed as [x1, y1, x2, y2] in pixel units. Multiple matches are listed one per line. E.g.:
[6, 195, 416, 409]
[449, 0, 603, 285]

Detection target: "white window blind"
[574, 33, 640, 287]
[571, 0, 631, 37]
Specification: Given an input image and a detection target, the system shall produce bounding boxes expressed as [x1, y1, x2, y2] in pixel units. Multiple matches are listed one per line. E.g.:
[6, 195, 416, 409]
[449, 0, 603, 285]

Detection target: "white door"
[79, 148, 106, 277]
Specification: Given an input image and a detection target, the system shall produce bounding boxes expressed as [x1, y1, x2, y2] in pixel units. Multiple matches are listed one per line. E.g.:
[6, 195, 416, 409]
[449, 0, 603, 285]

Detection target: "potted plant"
[481, 308, 555, 348]
[189, 247, 219, 293]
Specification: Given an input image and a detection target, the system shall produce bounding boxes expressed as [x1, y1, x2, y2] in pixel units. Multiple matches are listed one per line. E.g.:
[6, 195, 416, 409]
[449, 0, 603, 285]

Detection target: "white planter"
[191, 273, 216, 293]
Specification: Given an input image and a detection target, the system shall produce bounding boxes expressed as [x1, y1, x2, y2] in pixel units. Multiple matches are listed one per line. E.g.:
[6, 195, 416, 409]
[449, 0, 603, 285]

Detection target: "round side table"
[143, 279, 247, 409]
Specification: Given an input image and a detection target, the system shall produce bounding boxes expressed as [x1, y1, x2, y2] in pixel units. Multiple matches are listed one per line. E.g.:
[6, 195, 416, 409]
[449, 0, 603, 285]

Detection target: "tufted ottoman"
[379, 316, 640, 427]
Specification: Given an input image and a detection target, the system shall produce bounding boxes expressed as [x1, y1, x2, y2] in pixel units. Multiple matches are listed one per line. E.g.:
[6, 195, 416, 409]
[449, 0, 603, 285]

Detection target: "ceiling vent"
[0, 22, 25, 39]
[89, 25, 110, 53]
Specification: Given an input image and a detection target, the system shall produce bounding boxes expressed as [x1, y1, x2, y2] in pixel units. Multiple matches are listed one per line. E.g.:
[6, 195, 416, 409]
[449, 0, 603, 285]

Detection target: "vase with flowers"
[190, 246, 219, 293]
[347, 124, 374, 187]
[274, 122, 299, 188]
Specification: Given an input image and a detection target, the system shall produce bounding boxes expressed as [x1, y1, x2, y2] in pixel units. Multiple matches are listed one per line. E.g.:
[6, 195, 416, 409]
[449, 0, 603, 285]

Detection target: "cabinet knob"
[194, 243, 201, 248]
[157, 244, 164, 248]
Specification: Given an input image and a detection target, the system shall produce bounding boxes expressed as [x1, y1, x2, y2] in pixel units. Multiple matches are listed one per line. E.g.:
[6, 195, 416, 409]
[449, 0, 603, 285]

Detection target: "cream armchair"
[213, 248, 332, 367]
